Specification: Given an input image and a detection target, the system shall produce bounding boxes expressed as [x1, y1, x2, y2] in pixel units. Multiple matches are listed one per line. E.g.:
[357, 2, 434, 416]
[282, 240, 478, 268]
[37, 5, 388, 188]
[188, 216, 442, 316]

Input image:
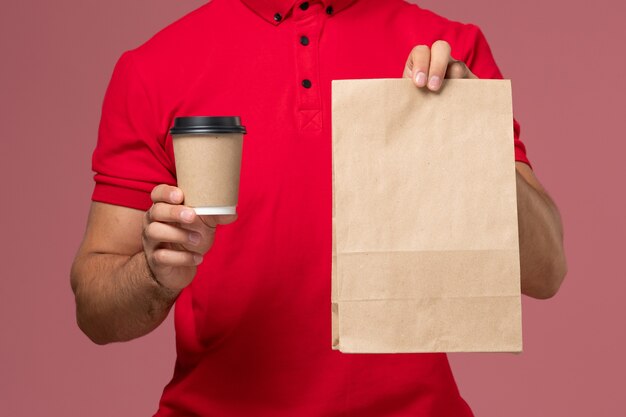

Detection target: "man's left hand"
[403, 40, 477, 91]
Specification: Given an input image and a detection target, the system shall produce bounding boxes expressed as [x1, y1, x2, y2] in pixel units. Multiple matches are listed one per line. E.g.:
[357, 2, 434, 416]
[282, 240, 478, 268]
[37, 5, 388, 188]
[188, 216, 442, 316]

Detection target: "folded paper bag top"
[331, 79, 522, 353]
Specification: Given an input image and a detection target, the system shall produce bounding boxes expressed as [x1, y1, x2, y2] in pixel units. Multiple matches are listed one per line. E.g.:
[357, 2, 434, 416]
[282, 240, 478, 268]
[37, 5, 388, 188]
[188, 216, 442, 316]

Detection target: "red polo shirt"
[92, 0, 530, 415]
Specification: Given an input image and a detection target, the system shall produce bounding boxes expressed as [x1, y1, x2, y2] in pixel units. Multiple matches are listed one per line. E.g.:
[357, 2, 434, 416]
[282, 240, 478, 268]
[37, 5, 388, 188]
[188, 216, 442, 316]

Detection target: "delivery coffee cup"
[170, 116, 247, 215]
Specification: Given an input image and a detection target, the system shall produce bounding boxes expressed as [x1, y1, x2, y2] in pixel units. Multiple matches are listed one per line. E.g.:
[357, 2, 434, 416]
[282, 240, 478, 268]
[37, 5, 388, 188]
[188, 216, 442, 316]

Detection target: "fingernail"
[193, 254, 203, 265]
[181, 209, 194, 222]
[188, 232, 201, 244]
[170, 190, 182, 202]
[415, 72, 427, 87]
[428, 75, 441, 90]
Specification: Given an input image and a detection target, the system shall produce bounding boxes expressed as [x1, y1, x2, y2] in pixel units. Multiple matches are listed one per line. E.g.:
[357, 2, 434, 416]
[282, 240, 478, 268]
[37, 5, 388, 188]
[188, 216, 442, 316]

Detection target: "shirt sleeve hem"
[514, 149, 532, 170]
[91, 183, 153, 211]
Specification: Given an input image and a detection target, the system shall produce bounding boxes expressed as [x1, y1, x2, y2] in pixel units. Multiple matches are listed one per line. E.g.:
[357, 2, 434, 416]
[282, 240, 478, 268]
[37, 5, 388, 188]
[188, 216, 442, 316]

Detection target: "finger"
[427, 40, 452, 91]
[148, 202, 196, 225]
[151, 184, 184, 205]
[146, 221, 216, 254]
[446, 59, 476, 79]
[446, 60, 468, 79]
[403, 45, 431, 87]
[150, 248, 203, 269]
[143, 222, 205, 248]
[154, 249, 203, 268]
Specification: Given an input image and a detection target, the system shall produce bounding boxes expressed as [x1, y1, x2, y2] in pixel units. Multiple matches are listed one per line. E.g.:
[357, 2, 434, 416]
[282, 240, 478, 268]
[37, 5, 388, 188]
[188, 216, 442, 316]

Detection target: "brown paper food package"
[331, 79, 522, 353]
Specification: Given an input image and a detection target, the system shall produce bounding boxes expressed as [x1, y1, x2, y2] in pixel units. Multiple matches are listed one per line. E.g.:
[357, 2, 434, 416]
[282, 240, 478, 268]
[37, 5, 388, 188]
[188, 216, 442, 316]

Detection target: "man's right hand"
[71, 185, 237, 343]
[143, 184, 237, 291]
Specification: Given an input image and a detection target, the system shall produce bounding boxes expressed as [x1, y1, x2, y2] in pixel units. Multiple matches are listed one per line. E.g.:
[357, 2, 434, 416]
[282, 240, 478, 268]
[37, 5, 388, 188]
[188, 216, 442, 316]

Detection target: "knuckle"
[146, 205, 156, 222]
[151, 202, 170, 221]
[148, 204, 160, 221]
[150, 185, 164, 202]
[152, 184, 174, 203]
[448, 61, 466, 78]
[150, 251, 162, 266]
[410, 45, 430, 71]
[433, 39, 451, 50]
[195, 234, 211, 249]
[143, 222, 157, 240]
[411, 45, 430, 60]
[170, 204, 181, 219]
[153, 250, 171, 266]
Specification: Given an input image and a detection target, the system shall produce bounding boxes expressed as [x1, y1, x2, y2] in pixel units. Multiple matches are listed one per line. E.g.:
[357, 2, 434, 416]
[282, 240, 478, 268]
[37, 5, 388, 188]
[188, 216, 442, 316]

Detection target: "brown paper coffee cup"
[171, 117, 247, 215]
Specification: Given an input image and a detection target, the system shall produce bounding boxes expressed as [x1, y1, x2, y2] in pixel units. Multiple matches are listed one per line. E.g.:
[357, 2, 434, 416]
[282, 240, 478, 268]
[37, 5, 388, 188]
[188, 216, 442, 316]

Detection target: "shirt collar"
[241, 0, 358, 25]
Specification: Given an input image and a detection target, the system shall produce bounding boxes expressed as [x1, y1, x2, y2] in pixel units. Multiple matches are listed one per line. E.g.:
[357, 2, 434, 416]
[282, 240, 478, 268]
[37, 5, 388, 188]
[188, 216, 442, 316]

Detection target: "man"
[71, 0, 567, 415]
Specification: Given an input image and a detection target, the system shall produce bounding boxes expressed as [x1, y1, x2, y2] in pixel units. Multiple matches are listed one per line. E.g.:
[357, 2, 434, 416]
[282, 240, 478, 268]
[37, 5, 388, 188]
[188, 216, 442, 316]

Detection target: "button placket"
[293, 2, 325, 131]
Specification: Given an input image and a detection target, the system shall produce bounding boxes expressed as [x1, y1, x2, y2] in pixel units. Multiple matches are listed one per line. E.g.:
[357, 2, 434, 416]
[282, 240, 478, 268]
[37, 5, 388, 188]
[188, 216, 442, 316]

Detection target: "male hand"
[403, 40, 477, 91]
[142, 184, 237, 290]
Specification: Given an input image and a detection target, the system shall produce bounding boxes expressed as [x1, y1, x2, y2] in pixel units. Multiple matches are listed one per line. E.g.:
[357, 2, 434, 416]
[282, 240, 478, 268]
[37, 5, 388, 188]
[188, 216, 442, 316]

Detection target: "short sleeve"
[91, 51, 176, 211]
[459, 25, 532, 168]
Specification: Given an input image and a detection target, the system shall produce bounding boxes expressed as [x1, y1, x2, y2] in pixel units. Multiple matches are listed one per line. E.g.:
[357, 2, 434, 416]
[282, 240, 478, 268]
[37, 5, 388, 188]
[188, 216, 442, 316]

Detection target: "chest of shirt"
[149, 5, 455, 207]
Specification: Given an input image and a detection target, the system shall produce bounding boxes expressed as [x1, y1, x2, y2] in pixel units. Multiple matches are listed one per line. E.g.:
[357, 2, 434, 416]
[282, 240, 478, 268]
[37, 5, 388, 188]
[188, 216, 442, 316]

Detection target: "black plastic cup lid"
[170, 116, 247, 135]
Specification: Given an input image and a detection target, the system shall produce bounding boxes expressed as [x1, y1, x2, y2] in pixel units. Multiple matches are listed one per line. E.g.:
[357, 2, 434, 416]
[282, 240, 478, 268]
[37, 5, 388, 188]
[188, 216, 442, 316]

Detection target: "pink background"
[1, 0, 624, 415]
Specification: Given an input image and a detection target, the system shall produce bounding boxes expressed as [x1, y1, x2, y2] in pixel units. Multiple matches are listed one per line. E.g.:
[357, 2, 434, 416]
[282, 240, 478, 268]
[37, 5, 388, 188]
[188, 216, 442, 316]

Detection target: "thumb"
[199, 213, 238, 228]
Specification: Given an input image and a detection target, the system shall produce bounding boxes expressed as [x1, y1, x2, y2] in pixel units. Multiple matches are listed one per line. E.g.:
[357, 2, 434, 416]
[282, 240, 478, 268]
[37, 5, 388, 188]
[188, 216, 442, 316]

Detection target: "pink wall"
[1, 1, 624, 416]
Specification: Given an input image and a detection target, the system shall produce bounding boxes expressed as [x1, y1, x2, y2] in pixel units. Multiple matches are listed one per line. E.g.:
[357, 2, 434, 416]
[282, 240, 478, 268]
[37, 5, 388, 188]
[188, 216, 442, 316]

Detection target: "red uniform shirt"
[92, 0, 530, 415]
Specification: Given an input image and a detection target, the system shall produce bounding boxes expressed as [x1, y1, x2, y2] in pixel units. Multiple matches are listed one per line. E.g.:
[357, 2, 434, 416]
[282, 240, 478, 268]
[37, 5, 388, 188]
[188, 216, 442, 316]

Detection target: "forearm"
[516, 170, 567, 298]
[70, 251, 179, 344]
